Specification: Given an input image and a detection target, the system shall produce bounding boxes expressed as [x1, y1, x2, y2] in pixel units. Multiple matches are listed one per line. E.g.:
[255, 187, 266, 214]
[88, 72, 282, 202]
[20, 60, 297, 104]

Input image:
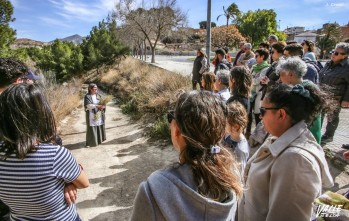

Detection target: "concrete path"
[61, 102, 176, 220]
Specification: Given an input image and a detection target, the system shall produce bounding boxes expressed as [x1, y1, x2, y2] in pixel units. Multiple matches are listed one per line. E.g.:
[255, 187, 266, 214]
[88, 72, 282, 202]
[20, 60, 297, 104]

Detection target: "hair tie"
[291, 84, 314, 102]
[211, 145, 221, 154]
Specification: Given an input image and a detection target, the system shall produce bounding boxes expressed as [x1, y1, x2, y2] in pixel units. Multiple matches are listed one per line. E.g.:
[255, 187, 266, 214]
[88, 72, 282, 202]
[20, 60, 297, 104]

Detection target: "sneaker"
[321, 135, 333, 145]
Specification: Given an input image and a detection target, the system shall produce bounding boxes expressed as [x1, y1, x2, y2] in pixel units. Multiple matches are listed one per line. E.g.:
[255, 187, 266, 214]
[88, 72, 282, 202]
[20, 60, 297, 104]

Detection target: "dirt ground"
[60, 102, 177, 221]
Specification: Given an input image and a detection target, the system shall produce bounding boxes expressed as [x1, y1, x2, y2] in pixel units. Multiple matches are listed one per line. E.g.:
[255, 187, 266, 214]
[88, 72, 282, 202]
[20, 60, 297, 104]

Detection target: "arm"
[54, 147, 90, 189]
[267, 150, 321, 221]
[130, 182, 157, 221]
[199, 57, 208, 74]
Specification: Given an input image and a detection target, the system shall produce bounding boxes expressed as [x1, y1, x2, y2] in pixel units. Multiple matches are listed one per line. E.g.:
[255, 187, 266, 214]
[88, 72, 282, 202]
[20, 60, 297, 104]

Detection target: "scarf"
[252, 61, 270, 73]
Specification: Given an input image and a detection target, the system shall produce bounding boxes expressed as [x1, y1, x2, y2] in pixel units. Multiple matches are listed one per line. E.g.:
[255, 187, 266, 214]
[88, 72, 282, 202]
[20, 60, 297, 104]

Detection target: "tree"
[237, 9, 277, 47]
[0, 0, 16, 57]
[114, 0, 186, 63]
[217, 3, 240, 27]
[199, 21, 216, 29]
[211, 25, 245, 49]
[316, 23, 342, 59]
[81, 19, 130, 73]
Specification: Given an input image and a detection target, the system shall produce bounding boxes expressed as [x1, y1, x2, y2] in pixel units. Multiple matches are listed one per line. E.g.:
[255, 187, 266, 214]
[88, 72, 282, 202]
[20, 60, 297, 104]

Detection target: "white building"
[294, 32, 318, 43]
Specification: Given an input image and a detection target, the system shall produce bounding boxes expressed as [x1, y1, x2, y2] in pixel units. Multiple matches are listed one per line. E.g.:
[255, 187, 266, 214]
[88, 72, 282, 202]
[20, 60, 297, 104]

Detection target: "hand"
[343, 150, 349, 160]
[260, 76, 270, 85]
[64, 183, 77, 206]
[341, 101, 349, 108]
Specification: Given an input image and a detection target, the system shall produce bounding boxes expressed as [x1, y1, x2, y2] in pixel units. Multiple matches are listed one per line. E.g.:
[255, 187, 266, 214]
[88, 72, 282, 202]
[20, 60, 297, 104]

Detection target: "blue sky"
[9, 0, 349, 42]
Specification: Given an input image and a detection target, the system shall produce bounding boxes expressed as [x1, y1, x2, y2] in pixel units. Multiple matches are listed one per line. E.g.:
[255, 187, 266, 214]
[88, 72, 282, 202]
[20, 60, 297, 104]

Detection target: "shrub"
[149, 114, 171, 139]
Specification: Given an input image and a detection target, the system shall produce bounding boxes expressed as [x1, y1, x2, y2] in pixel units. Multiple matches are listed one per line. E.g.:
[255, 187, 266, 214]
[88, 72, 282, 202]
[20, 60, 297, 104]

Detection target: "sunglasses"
[259, 107, 280, 117]
[255, 54, 260, 58]
[167, 110, 175, 123]
[333, 51, 346, 56]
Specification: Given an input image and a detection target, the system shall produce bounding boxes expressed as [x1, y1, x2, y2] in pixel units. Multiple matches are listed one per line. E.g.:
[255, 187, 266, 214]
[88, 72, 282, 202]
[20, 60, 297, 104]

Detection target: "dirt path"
[60, 102, 177, 221]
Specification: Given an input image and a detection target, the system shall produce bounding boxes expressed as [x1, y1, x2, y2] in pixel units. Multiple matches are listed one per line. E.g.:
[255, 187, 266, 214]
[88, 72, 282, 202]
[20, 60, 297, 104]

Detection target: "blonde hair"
[226, 101, 248, 133]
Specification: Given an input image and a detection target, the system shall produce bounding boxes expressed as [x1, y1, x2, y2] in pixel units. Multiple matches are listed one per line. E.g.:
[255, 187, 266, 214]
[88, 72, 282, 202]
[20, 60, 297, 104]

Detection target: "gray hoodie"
[130, 163, 238, 221]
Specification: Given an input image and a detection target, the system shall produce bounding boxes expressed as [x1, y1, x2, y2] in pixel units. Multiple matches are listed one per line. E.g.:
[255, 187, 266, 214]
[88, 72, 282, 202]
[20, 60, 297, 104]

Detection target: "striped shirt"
[0, 143, 81, 221]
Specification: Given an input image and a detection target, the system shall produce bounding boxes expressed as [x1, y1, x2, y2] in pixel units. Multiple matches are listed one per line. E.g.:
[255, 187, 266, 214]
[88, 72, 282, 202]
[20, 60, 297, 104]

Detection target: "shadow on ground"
[76, 141, 176, 221]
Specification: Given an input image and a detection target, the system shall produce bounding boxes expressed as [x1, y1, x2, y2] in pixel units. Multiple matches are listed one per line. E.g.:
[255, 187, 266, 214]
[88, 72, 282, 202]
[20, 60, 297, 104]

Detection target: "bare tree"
[114, 0, 186, 63]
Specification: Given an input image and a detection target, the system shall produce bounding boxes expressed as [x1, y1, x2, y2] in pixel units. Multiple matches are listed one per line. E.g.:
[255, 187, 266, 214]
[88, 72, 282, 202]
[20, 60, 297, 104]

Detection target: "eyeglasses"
[333, 51, 346, 56]
[167, 110, 175, 123]
[259, 107, 280, 117]
[255, 54, 260, 58]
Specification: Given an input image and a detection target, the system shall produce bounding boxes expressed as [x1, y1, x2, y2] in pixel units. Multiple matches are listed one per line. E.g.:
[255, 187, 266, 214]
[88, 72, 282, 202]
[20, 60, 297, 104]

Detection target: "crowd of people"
[0, 37, 348, 220]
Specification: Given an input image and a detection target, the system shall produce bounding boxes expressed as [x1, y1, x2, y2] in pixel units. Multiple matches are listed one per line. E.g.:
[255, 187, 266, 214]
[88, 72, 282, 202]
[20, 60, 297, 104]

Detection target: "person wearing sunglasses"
[131, 91, 242, 221]
[319, 42, 349, 145]
[238, 84, 333, 221]
[275, 57, 336, 144]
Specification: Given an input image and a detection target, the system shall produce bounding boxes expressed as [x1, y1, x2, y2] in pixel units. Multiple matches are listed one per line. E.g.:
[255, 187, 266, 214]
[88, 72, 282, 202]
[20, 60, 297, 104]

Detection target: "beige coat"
[238, 121, 333, 221]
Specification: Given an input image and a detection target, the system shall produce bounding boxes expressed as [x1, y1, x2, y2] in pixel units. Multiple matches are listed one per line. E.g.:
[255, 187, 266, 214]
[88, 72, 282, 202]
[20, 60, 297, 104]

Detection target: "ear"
[278, 108, 288, 120]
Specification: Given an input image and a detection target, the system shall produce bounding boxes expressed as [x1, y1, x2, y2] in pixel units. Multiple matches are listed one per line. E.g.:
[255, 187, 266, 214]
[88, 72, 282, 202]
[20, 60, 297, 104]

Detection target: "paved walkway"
[322, 108, 349, 170]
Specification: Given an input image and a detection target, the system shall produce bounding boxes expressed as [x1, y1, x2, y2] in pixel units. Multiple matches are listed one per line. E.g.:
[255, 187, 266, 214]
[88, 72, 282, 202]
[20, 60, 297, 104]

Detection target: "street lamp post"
[206, 0, 211, 66]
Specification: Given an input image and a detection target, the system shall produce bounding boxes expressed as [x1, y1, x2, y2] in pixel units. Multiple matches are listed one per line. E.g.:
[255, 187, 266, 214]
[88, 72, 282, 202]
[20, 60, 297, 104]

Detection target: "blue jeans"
[75, 214, 82, 221]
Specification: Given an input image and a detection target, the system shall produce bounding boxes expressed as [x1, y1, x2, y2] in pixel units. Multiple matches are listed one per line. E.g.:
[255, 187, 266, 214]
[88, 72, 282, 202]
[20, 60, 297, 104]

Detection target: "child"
[223, 101, 250, 175]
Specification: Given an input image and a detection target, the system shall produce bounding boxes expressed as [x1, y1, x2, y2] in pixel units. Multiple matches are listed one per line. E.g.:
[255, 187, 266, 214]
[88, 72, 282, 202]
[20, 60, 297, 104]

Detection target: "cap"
[268, 35, 278, 41]
[23, 71, 41, 80]
[244, 43, 252, 49]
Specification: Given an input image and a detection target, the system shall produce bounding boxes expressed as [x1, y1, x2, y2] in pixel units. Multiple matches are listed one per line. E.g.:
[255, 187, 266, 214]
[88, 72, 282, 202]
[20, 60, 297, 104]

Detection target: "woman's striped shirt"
[0, 144, 81, 221]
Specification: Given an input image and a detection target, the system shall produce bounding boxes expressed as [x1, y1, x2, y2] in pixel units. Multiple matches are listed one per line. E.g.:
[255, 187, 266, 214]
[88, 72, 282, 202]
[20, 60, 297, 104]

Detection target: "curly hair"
[0, 84, 57, 159]
[174, 91, 243, 200]
[202, 72, 215, 91]
[0, 58, 28, 88]
[266, 83, 331, 125]
[229, 66, 253, 97]
[302, 40, 315, 52]
[226, 101, 248, 133]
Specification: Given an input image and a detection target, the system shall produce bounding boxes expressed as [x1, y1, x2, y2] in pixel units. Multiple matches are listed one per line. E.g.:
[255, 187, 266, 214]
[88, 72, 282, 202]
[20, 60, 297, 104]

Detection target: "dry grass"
[44, 78, 82, 124]
[99, 57, 191, 115]
[93, 56, 191, 138]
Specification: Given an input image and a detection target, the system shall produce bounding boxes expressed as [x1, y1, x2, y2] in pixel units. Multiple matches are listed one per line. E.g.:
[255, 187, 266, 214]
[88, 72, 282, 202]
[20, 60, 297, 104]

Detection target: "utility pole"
[206, 0, 211, 66]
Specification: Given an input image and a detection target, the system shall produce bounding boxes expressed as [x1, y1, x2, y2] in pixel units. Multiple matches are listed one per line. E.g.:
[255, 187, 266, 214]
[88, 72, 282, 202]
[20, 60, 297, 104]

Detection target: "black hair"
[284, 44, 303, 57]
[255, 48, 270, 61]
[259, 42, 270, 49]
[271, 42, 286, 54]
[0, 84, 57, 159]
[230, 66, 252, 97]
[266, 83, 328, 125]
[0, 58, 28, 88]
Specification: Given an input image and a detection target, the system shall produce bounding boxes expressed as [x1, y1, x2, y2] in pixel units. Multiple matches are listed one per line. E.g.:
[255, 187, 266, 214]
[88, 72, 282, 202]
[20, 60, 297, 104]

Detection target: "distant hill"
[53, 34, 86, 45]
[10, 38, 48, 49]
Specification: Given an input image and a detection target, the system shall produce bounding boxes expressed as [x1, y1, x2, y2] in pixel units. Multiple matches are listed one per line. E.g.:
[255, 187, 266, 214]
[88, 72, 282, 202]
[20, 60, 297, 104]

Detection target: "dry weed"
[44, 78, 82, 124]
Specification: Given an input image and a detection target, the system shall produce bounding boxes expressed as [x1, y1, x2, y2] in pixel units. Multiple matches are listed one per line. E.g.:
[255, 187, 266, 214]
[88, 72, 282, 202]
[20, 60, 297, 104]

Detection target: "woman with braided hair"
[131, 91, 242, 221]
[238, 84, 334, 221]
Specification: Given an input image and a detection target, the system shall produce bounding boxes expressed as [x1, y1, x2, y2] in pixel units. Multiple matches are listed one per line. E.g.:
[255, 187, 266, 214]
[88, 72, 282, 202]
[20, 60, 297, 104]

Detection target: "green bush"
[120, 99, 138, 115]
[150, 114, 170, 139]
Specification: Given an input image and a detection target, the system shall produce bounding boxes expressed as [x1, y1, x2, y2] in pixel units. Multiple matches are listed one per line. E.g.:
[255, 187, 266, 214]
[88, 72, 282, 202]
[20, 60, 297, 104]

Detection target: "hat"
[244, 43, 252, 49]
[215, 48, 226, 56]
[268, 35, 278, 41]
[23, 71, 41, 80]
